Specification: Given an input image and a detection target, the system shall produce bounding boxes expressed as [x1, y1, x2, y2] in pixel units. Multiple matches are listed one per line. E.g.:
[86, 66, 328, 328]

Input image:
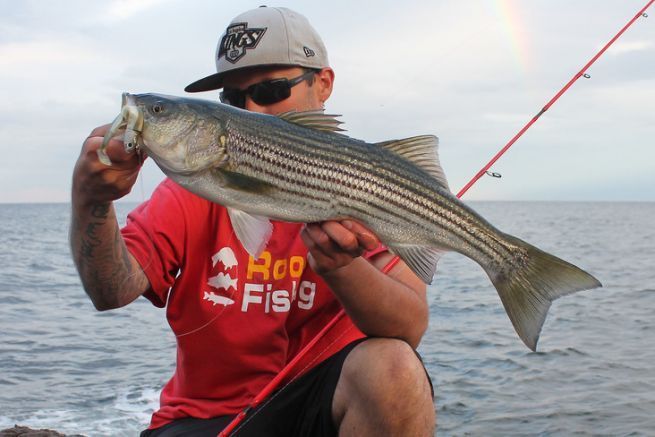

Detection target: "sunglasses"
[220, 69, 317, 109]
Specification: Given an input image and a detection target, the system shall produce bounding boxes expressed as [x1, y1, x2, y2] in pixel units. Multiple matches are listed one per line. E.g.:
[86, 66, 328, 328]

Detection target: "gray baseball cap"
[185, 6, 330, 93]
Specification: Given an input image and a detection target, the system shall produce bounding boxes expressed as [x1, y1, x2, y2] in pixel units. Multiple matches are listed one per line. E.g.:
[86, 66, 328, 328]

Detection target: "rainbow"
[490, 0, 532, 73]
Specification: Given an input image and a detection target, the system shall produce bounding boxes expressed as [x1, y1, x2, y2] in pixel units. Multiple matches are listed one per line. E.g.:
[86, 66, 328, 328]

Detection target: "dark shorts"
[141, 338, 433, 437]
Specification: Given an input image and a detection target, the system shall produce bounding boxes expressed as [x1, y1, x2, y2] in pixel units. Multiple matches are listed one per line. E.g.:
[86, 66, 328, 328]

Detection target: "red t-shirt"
[121, 178, 373, 429]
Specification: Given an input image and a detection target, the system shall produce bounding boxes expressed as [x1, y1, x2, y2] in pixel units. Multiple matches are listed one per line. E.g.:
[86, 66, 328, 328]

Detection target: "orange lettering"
[289, 256, 305, 278]
[247, 251, 271, 280]
[273, 259, 287, 280]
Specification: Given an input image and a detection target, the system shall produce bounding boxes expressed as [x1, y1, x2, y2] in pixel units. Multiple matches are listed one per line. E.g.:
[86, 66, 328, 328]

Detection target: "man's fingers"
[301, 224, 335, 257]
[103, 137, 138, 165]
[304, 221, 379, 257]
[85, 131, 139, 168]
[319, 221, 363, 255]
[301, 228, 344, 274]
[337, 220, 379, 251]
[88, 123, 112, 138]
[301, 220, 382, 276]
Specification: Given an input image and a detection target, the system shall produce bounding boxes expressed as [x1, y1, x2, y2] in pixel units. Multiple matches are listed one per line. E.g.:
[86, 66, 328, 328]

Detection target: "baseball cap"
[185, 6, 329, 93]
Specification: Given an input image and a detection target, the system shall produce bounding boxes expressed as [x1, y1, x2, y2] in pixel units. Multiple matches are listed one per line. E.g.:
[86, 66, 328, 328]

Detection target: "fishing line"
[137, 152, 146, 202]
[217, 2, 653, 434]
[457, 0, 654, 198]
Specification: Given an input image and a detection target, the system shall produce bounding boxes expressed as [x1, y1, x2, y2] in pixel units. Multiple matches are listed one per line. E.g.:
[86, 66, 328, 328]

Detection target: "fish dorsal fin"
[375, 135, 449, 191]
[227, 208, 273, 258]
[277, 110, 346, 133]
[389, 245, 446, 284]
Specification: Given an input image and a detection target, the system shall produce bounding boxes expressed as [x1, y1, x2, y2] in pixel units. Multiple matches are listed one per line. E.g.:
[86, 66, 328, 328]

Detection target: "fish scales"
[229, 119, 443, 220]
[236, 136, 453, 242]
[259, 139, 503, 269]
[228, 115, 513, 267]
[238, 107, 514, 276]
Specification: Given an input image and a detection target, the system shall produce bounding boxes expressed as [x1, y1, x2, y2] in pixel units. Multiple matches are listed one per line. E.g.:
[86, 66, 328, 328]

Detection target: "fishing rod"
[457, 0, 654, 198]
[218, 1, 653, 434]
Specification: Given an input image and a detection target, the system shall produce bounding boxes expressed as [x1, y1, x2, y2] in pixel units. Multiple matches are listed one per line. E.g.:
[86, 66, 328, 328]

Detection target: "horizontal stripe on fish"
[228, 125, 516, 267]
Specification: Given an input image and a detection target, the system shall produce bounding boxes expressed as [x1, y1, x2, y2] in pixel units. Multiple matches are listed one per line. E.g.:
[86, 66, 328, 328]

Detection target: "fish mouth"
[120, 92, 144, 153]
[98, 92, 223, 173]
[97, 92, 145, 166]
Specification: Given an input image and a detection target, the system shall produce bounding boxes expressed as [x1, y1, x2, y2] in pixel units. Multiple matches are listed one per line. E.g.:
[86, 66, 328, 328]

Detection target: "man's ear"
[315, 67, 335, 104]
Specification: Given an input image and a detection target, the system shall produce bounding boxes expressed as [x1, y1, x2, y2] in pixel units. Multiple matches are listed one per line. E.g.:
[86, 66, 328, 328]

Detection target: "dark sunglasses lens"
[221, 71, 312, 108]
[220, 89, 245, 108]
[251, 80, 291, 105]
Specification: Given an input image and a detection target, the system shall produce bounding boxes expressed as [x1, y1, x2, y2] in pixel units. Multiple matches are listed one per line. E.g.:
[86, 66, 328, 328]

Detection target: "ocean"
[0, 202, 653, 436]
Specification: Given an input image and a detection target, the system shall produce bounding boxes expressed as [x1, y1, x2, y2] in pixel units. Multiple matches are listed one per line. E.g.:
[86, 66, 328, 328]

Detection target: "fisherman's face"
[222, 66, 334, 115]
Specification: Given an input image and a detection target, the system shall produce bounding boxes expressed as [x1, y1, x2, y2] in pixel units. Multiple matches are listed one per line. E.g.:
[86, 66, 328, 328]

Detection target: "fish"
[203, 291, 235, 307]
[208, 272, 238, 291]
[99, 92, 601, 351]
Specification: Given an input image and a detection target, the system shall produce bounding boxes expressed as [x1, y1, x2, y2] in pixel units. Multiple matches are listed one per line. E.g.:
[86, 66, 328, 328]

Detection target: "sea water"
[0, 202, 653, 436]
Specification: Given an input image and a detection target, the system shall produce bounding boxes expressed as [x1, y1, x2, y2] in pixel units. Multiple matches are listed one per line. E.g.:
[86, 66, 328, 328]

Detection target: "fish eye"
[152, 103, 164, 114]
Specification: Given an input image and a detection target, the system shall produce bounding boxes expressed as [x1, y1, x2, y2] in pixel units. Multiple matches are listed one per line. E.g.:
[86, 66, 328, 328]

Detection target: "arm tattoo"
[81, 222, 102, 258]
[90, 203, 110, 219]
[78, 203, 109, 260]
[72, 202, 146, 307]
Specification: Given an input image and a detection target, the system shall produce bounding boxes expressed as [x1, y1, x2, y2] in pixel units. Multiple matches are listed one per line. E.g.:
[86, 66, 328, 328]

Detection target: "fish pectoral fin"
[277, 110, 346, 133]
[214, 169, 274, 194]
[389, 245, 446, 284]
[227, 208, 274, 258]
[375, 135, 449, 191]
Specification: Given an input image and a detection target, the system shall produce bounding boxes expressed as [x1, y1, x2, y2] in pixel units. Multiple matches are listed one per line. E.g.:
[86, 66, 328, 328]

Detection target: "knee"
[334, 338, 435, 434]
[341, 338, 433, 407]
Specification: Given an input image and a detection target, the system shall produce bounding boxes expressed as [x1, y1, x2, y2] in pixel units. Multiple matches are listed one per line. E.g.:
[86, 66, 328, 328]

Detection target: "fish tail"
[487, 234, 601, 351]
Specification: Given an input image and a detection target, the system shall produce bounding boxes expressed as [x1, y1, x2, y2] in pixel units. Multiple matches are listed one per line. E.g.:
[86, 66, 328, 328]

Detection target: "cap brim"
[184, 72, 226, 93]
[185, 63, 320, 93]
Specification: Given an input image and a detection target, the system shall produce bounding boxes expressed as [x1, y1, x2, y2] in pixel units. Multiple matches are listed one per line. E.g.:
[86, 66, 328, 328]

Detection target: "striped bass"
[99, 92, 601, 351]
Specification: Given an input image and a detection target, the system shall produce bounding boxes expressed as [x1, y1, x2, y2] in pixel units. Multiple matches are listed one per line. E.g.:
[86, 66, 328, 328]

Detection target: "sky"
[0, 0, 653, 203]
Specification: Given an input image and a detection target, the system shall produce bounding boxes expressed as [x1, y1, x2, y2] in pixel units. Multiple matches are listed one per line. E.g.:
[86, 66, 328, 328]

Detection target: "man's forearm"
[70, 201, 148, 310]
[321, 258, 428, 348]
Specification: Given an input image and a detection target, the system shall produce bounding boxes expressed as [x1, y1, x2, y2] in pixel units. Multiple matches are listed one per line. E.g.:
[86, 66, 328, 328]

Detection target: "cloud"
[482, 112, 531, 124]
[0, 1, 653, 203]
[0, 40, 102, 68]
[607, 40, 653, 55]
[104, 0, 171, 21]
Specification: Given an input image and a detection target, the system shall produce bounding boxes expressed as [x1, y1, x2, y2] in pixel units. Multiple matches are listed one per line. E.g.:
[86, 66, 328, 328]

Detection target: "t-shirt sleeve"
[121, 179, 188, 307]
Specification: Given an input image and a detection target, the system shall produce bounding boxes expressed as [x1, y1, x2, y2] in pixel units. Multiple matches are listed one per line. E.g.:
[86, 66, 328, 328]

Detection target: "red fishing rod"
[457, 0, 653, 198]
[219, 1, 652, 434]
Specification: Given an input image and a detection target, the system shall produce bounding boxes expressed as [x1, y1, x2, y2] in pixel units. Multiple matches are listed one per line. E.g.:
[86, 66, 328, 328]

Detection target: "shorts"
[141, 338, 433, 437]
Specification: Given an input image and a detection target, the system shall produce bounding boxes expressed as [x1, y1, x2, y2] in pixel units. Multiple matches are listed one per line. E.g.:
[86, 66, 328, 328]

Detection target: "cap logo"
[303, 46, 315, 57]
[218, 22, 267, 64]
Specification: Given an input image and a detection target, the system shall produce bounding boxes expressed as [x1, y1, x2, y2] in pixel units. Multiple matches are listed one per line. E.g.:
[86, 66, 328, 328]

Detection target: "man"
[70, 6, 435, 436]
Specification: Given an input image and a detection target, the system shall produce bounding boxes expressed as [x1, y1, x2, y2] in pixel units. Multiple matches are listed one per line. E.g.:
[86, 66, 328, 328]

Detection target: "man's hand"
[73, 124, 144, 206]
[70, 124, 150, 311]
[300, 220, 379, 275]
[301, 219, 428, 347]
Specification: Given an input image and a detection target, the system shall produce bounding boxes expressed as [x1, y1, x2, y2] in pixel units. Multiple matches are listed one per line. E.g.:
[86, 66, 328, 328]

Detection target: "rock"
[0, 426, 85, 437]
